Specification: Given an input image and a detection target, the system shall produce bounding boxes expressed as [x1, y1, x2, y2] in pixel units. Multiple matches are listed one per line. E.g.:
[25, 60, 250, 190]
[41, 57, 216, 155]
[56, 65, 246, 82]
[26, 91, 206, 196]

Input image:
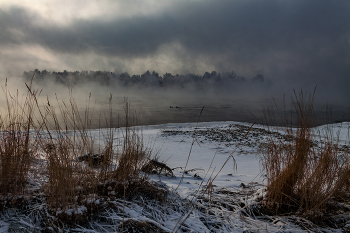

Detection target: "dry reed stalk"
[113, 130, 150, 181]
[0, 82, 160, 229]
[112, 100, 151, 183]
[262, 89, 350, 218]
[27, 88, 155, 212]
[0, 80, 37, 196]
[0, 79, 164, 231]
[97, 94, 115, 181]
[27, 88, 101, 210]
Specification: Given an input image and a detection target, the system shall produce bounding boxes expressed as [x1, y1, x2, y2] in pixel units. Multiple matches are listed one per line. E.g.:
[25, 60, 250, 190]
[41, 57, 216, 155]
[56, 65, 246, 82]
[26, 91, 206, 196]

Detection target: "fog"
[0, 0, 349, 126]
[0, 69, 347, 129]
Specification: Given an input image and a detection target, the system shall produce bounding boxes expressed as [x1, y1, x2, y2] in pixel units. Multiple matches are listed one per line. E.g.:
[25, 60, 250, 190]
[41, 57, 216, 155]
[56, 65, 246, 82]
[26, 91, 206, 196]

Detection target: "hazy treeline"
[23, 69, 269, 90]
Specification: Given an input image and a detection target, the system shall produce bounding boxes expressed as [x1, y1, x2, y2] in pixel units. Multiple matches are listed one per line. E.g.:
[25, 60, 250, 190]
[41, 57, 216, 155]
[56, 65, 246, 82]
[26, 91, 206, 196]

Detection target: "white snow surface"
[139, 121, 265, 197]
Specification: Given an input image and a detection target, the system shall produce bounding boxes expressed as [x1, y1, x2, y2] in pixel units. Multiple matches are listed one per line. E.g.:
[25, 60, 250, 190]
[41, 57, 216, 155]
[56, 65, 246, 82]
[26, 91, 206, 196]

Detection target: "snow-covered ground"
[141, 121, 265, 197]
[1, 121, 350, 232]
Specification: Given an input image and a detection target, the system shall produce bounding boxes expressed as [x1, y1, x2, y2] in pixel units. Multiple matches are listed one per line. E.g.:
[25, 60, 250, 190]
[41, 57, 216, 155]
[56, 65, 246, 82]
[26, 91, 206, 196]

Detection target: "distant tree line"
[23, 69, 267, 89]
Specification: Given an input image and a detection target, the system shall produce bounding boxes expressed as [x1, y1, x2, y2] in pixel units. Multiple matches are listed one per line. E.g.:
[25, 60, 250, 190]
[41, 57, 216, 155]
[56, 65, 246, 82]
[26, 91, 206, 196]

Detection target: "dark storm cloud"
[0, 7, 33, 44]
[1, 0, 350, 97]
[2, 0, 349, 56]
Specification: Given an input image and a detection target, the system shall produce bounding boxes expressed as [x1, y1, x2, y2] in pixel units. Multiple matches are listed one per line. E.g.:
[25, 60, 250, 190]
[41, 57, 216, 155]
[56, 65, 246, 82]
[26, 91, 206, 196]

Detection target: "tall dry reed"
[262, 90, 350, 218]
[0, 80, 37, 195]
[25, 86, 155, 210]
[21, 85, 105, 209]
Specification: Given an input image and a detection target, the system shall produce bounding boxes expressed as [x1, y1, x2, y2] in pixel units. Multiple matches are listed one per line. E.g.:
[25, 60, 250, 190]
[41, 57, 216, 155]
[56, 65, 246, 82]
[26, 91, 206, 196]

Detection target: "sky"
[0, 0, 349, 102]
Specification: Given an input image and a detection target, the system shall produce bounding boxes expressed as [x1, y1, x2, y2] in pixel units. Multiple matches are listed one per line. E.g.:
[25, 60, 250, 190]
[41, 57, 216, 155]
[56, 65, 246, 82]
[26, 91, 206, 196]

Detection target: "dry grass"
[0, 81, 162, 218]
[31, 90, 100, 210]
[0, 80, 37, 196]
[106, 101, 167, 201]
[262, 89, 350, 219]
[29, 90, 166, 220]
[112, 128, 150, 182]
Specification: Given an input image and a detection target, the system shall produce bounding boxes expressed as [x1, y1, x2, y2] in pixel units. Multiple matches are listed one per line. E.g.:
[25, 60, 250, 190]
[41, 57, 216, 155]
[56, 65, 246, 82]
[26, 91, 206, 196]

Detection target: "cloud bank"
[0, 0, 349, 103]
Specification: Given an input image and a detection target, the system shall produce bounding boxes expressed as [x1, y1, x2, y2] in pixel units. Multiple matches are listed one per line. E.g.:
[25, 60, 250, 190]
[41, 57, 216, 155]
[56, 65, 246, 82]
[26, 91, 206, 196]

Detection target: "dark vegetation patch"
[94, 179, 167, 202]
[116, 219, 167, 233]
[77, 153, 106, 167]
[162, 124, 295, 149]
[141, 159, 174, 177]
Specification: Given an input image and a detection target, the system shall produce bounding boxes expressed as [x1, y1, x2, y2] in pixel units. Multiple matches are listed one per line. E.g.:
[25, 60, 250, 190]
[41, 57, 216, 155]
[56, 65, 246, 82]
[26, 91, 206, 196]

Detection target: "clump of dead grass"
[0, 80, 37, 196]
[30, 90, 100, 211]
[25, 89, 166, 224]
[112, 127, 150, 182]
[262, 89, 350, 221]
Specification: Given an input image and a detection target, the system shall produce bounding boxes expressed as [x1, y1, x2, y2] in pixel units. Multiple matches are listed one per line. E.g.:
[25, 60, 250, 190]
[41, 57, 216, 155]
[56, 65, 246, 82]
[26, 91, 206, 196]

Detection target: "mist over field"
[1, 68, 343, 127]
[14, 69, 271, 127]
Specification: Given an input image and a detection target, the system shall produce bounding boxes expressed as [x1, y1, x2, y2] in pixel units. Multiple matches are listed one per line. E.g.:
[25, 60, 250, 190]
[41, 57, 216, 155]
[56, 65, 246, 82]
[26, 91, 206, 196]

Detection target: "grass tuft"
[262, 89, 350, 220]
[0, 80, 37, 196]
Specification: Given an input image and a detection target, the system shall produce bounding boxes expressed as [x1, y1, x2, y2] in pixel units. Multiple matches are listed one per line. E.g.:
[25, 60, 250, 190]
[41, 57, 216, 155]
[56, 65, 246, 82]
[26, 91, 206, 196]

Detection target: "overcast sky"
[0, 0, 349, 100]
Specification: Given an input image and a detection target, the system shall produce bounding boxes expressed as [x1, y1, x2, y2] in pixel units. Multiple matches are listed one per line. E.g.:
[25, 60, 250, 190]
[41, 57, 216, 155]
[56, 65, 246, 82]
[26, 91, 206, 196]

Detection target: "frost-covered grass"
[2, 120, 350, 232]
